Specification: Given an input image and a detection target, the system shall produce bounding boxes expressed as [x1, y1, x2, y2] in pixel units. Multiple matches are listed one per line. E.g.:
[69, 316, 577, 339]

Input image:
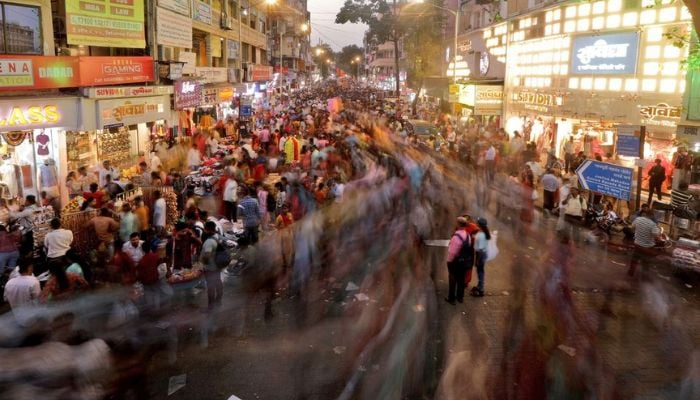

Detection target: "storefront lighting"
[545, 25, 552, 36]
[659, 78, 677, 93]
[625, 79, 638, 92]
[606, 15, 621, 28]
[565, 6, 577, 19]
[483, 30, 491, 39]
[646, 45, 661, 59]
[552, 23, 561, 34]
[647, 27, 663, 42]
[577, 19, 590, 32]
[546, 11, 552, 23]
[642, 79, 657, 92]
[664, 45, 682, 58]
[594, 78, 607, 91]
[592, 17, 605, 30]
[658, 8, 677, 24]
[564, 21, 576, 33]
[560, 65, 568, 75]
[662, 61, 679, 76]
[592, 1, 605, 15]
[552, 9, 561, 21]
[680, 79, 686, 93]
[609, 78, 623, 91]
[554, 65, 561, 74]
[578, 3, 591, 17]
[640, 10, 656, 25]
[608, 0, 622, 12]
[622, 12, 638, 27]
[569, 78, 579, 89]
[644, 62, 660, 76]
[581, 77, 593, 90]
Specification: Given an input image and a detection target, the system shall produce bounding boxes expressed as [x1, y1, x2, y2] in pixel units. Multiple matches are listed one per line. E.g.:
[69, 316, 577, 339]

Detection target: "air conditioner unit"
[221, 3, 233, 30]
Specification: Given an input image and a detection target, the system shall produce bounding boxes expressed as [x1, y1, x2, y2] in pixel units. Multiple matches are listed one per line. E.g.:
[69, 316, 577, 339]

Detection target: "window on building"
[0, 2, 42, 54]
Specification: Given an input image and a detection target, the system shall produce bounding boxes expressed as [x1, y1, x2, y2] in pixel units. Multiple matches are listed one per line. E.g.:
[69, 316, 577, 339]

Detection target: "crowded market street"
[1, 0, 700, 399]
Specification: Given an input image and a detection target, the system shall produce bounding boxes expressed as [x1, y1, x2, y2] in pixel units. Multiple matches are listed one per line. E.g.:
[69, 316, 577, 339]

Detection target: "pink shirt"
[259, 129, 270, 143]
[447, 230, 469, 262]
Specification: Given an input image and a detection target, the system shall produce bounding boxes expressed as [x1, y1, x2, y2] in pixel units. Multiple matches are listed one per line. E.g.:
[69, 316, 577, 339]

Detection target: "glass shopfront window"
[0, 2, 42, 55]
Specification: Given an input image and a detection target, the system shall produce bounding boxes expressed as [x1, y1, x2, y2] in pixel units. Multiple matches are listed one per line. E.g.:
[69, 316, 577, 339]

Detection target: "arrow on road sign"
[576, 160, 634, 200]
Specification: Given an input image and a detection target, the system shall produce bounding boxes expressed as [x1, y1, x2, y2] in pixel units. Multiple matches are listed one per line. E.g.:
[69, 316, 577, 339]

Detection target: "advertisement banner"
[158, 0, 190, 16]
[474, 85, 503, 115]
[0, 56, 154, 90]
[79, 57, 155, 86]
[66, 0, 145, 48]
[174, 80, 202, 109]
[195, 67, 228, 84]
[571, 31, 639, 75]
[97, 95, 170, 127]
[0, 56, 80, 90]
[178, 52, 197, 75]
[157, 7, 193, 48]
[192, 0, 213, 24]
[227, 40, 240, 59]
[249, 65, 272, 82]
[0, 97, 81, 132]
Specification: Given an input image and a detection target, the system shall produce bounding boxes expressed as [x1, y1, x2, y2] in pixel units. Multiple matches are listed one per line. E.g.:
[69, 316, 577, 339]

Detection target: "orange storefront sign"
[79, 57, 154, 86]
[0, 56, 155, 90]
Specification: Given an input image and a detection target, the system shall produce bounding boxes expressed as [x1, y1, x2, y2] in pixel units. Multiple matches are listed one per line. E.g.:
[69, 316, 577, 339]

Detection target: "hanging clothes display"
[284, 136, 300, 164]
[0, 161, 19, 198]
[35, 131, 50, 156]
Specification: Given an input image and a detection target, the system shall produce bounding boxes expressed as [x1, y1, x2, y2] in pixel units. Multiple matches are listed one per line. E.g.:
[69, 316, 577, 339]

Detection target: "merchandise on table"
[32, 206, 56, 255]
[167, 267, 203, 285]
[671, 246, 700, 272]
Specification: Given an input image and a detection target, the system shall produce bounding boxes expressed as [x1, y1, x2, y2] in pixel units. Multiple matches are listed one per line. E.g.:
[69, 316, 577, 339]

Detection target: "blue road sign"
[240, 105, 252, 117]
[576, 160, 634, 200]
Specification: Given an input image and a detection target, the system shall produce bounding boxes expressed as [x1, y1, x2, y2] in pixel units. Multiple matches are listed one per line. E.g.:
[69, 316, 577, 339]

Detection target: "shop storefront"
[450, 84, 504, 130]
[174, 79, 203, 138]
[0, 97, 82, 206]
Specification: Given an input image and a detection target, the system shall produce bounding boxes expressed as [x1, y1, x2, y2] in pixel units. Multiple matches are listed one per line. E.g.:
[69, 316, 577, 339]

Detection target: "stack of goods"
[167, 267, 203, 285]
[185, 172, 220, 196]
[97, 129, 131, 166]
[164, 190, 178, 232]
[32, 206, 56, 255]
[671, 243, 700, 272]
[62, 195, 86, 214]
[61, 209, 100, 256]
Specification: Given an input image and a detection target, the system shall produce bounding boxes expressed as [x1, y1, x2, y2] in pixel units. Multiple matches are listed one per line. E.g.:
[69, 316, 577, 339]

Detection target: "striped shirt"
[671, 190, 693, 209]
[632, 216, 660, 248]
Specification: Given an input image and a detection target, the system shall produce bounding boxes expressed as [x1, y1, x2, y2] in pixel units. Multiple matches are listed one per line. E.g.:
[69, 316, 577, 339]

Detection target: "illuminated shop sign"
[571, 32, 639, 75]
[640, 103, 682, 128]
[0, 97, 80, 132]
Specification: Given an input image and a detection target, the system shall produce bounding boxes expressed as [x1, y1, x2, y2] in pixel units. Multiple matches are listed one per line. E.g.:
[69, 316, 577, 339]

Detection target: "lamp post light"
[354, 56, 361, 79]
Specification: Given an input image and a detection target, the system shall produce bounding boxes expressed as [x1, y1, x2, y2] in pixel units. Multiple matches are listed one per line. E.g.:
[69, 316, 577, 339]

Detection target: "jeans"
[205, 270, 223, 309]
[447, 261, 468, 301]
[485, 160, 496, 184]
[0, 250, 19, 271]
[475, 250, 486, 292]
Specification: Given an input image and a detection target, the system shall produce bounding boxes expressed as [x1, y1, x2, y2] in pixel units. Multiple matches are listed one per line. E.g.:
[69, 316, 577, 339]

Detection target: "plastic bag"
[487, 230, 499, 262]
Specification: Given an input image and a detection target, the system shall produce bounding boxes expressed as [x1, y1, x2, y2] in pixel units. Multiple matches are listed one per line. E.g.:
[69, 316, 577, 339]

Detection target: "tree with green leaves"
[336, 45, 364, 78]
[336, 0, 405, 95]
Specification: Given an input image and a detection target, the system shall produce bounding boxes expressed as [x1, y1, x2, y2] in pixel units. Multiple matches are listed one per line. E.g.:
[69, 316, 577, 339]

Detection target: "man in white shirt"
[150, 151, 162, 172]
[187, 144, 201, 171]
[541, 169, 560, 213]
[44, 218, 73, 261]
[484, 144, 497, 184]
[223, 175, 239, 223]
[153, 190, 167, 233]
[122, 232, 145, 265]
[4, 261, 41, 326]
[98, 160, 119, 188]
[206, 134, 219, 157]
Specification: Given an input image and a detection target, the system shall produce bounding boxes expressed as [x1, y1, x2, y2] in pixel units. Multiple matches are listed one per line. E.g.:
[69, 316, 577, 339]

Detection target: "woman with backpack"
[444, 216, 474, 305]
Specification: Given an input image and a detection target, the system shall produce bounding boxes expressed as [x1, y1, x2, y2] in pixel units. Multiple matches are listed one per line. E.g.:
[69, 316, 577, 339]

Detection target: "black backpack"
[215, 241, 232, 269]
[453, 232, 475, 267]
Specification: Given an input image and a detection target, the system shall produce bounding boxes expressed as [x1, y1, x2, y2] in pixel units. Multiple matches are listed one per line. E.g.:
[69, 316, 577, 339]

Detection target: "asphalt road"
[145, 202, 700, 400]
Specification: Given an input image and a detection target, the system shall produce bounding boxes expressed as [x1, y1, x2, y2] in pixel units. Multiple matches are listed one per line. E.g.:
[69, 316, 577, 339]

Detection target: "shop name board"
[174, 80, 201, 109]
[571, 32, 639, 75]
[82, 86, 173, 99]
[513, 91, 561, 107]
[0, 106, 60, 128]
[97, 95, 170, 127]
[158, 0, 190, 16]
[249, 65, 272, 82]
[0, 56, 155, 90]
[194, 67, 228, 83]
[475, 86, 503, 115]
[640, 103, 681, 128]
[192, 0, 212, 24]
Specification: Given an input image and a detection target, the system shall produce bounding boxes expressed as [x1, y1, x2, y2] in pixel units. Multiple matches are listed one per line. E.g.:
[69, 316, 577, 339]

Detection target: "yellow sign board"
[66, 0, 146, 48]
